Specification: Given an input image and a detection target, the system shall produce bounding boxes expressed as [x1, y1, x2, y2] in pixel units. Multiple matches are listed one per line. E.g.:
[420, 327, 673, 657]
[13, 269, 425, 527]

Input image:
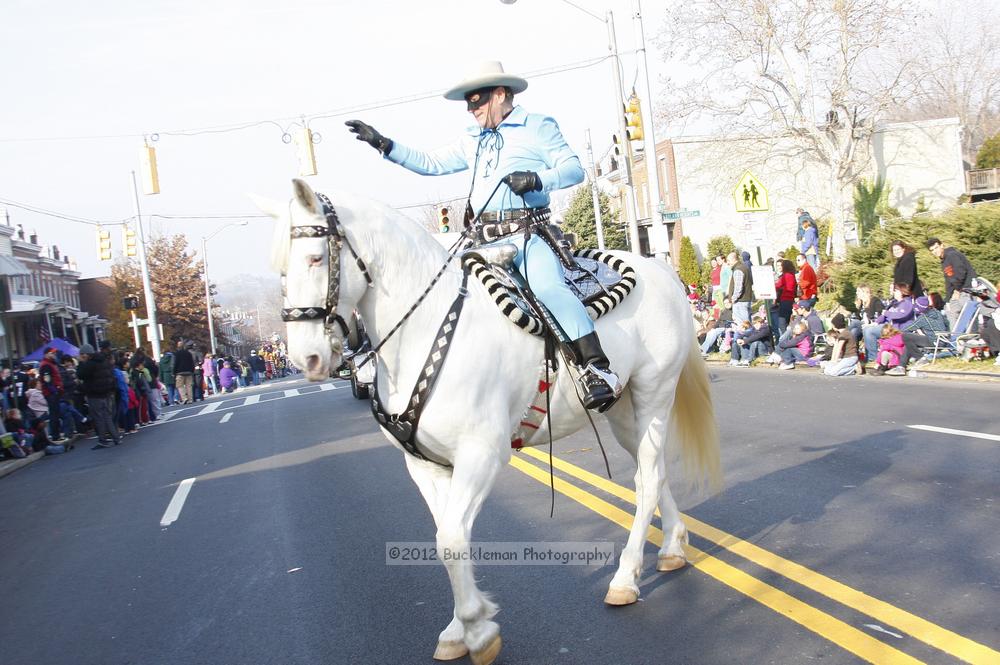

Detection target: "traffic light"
[612, 133, 623, 158]
[439, 207, 450, 233]
[97, 226, 112, 261]
[140, 144, 160, 195]
[122, 295, 139, 310]
[122, 224, 138, 257]
[625, 94, 643, 142]
[295, 126, 317, 176]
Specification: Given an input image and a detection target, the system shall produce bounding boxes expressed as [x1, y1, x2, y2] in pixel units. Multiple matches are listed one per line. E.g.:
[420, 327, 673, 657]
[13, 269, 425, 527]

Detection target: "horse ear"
[248, 193, 284, 219]
[292, 178, 320, 215]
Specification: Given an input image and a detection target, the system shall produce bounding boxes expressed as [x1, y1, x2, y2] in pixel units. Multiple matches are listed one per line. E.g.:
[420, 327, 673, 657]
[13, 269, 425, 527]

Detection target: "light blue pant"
[823, 356, 858, 376]
[701, 328, 726, 354]
[806, 253, 819, 270]
[862, 323, 885, 362]
[732, 302, 751, 326]
[496, 234, 594, 341]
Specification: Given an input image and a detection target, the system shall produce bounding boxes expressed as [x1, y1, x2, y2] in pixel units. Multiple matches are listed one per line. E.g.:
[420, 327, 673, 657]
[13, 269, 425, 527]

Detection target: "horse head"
[252, 178, 370, 381]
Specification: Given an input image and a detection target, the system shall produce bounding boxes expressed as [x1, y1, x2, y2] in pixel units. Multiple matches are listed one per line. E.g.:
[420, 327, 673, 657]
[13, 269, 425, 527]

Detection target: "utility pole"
[202, 236, 217, 355]
[584, 129, 606, 250]
[129, 171, 162, 358]
[632, 0, 669, 262]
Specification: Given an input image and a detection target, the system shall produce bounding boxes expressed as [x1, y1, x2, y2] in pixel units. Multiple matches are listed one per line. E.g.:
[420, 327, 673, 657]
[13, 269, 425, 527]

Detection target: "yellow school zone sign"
[733, 171, 769, 212]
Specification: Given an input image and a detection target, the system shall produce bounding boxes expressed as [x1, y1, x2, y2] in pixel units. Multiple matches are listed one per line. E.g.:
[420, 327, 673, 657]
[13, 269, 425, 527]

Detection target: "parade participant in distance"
[346, 61, 619, 411]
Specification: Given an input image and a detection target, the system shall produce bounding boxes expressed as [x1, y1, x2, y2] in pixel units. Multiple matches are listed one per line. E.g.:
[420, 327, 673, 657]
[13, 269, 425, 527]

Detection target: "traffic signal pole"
[129, 171, 162, 359]
[584, 129, 606, 250]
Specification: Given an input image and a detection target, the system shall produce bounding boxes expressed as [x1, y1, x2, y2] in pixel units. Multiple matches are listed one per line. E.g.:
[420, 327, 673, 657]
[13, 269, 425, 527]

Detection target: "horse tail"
[671, 341, 722, 493]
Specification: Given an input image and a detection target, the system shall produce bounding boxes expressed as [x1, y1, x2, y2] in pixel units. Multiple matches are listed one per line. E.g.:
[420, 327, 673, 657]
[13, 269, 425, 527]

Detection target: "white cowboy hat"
[443, 61, 528, 101]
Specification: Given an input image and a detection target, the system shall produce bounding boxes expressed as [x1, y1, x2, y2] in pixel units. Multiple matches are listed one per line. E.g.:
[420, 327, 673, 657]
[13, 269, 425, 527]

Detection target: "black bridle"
[280, 193, 372, 346]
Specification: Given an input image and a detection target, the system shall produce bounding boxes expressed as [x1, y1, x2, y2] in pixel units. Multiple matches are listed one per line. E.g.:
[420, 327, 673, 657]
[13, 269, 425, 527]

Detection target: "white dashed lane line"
[160, 478, 196, 527]
[153, 382, 346, 426]
[909, 424, 1000, 442]
[219, 413, 233, 424]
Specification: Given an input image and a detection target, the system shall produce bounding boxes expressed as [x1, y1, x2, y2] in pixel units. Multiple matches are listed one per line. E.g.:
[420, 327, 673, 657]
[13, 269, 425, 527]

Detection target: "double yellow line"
[510, 447, 998, 665]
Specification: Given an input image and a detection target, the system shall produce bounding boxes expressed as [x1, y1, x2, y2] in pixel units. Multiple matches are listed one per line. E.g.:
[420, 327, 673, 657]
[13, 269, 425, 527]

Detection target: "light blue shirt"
[385, 105, 584, 213]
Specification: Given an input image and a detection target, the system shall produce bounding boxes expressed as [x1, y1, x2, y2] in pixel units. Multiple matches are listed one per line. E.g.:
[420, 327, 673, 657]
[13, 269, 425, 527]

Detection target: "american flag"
[38, 321, 50, 344]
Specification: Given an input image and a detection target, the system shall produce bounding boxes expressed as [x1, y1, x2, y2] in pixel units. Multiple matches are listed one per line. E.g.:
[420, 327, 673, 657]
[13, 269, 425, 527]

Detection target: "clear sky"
[0, 0, 672, 285]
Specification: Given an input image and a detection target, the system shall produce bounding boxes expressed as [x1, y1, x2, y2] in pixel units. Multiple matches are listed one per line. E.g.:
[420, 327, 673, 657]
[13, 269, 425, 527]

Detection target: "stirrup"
[579, 363, 622, 413]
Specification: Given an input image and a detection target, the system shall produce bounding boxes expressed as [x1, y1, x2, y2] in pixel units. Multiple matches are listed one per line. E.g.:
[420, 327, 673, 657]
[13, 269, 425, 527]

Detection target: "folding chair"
[925, 301, 981, 364]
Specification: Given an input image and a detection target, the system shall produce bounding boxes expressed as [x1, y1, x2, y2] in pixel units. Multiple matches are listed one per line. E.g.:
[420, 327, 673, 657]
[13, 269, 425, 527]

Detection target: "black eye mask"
[465, 87, 496, 112]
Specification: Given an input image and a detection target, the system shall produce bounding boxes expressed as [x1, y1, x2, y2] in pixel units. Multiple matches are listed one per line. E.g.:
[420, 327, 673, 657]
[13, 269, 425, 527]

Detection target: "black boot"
[571, 332, 621, 412]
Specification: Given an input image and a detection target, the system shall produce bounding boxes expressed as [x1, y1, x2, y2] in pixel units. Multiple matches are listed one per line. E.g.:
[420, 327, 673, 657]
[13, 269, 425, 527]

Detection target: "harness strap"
[370, 269, 471, 466]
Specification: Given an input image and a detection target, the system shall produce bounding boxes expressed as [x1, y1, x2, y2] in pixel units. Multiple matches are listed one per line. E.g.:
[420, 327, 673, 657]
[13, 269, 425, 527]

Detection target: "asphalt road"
[1, 368, 998, 665]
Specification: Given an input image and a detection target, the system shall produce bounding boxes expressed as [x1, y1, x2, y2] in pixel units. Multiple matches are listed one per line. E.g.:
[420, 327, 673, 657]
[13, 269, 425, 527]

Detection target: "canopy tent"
[22, 337, 79, 361]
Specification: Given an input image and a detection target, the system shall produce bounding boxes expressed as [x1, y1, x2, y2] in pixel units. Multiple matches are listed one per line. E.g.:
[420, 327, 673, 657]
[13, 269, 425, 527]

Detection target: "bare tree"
[891, 1, 1000, 164]
[656, 0, 917, 256]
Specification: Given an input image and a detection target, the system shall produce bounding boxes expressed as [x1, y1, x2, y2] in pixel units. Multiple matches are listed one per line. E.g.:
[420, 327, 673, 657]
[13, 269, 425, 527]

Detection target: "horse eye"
[308, 255, 323, 267]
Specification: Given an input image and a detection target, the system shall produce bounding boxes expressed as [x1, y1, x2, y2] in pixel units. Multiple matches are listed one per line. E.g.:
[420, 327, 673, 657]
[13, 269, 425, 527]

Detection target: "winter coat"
[893, 252, 923, 297]
[797, 263, 817, 299]
[113, 368, 129, 407]
[940, 247, 976, 301]
[219, 367, 238, 389]
[743, 323, 772, 344]
[778, 331, 811, 355]
[77, 353, 117, 397]
[800, 225, 819, 255]
[38, 357, 63, 398]
[775, 273, 796, 302]
[173, 348, 195, 374]
[878, 333, 906, 367]
[728, 262, 753, 303]
[202, 357, 217, 377]
[877, 297, 916, 328]
[159, 353, 175, 385]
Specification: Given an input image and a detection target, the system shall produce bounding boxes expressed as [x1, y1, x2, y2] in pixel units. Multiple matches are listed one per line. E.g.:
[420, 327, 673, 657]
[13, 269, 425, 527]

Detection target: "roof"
[0, 254, 31, 277]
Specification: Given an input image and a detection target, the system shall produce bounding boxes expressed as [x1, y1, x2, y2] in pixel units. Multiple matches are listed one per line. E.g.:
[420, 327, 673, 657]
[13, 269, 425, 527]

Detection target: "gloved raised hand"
[503, 171, 542, 196]
[345, 120, 393, 155]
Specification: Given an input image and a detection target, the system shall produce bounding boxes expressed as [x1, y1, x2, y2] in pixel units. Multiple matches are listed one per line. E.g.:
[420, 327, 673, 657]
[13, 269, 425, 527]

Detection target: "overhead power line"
[0, 54, 615, 143]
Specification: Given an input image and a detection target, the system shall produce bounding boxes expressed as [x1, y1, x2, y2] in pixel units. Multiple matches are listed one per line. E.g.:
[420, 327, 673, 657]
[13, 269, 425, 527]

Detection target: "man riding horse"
[346, 61, 620, 412]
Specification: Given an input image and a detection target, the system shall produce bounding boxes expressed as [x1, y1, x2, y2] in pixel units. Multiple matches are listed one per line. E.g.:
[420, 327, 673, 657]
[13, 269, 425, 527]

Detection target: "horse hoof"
[657, 554, 687, 572]
[433, 639, 468, 661]
[470, 634, 502, 665]
[604, 586, 639, 606]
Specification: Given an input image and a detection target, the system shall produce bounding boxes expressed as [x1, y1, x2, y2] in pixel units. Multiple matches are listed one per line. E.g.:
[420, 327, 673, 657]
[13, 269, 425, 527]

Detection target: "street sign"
[660, 209, 701, 220]
[127, 317, 150, 328]
[751, 266, 776, 300]
[733, 171, 769, 212]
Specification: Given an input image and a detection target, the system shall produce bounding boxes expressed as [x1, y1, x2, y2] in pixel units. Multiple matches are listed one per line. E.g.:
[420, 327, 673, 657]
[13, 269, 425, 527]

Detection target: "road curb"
[0, 451, 45, 480]
[704, 358, 1000, 383]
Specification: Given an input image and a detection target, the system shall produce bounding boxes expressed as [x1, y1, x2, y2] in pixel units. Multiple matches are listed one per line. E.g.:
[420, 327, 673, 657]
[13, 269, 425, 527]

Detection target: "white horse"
[255, 179, 720, 665]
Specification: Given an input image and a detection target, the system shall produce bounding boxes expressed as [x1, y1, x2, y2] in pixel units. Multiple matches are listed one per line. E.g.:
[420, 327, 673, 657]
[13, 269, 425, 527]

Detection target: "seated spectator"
[820, 314, 861, 376]
[899, 293, 950, 366]
[24, 378, 49, 429]
[970, 289, 1000, 364]
[731, 316, 772, 366]
[219, 362, 239, 393]
[862, 283, 916, 364]
[727, 320, 752, 365]
[0, 417, 32, 458]
[700, 299, 735, 356]
[771, 320, 812, 369]
[6, 407, 48, 453]
[873, 325, 906, 376]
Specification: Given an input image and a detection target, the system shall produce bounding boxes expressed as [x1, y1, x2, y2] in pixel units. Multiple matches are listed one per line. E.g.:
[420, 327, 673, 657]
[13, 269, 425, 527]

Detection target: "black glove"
[503, 171, 542, 196]
[345, 120, 393, 155]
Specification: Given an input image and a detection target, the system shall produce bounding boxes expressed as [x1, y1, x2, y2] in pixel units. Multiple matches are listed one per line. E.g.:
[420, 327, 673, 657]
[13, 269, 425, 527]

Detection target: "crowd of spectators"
[0, 338, 295, 459]
[693, 231, 998, 378]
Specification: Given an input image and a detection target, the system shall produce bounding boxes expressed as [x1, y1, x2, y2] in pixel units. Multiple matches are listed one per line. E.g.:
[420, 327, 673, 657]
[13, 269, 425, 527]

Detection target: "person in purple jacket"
[218, 362, 239, 393]
[862, 283, 917, 364]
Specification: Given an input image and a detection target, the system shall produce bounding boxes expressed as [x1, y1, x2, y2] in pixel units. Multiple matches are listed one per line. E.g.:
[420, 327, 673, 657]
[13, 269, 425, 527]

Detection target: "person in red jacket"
[796, 253, 818, 307]
[774, 259, 797, 337]
[38, 347, 65, 442]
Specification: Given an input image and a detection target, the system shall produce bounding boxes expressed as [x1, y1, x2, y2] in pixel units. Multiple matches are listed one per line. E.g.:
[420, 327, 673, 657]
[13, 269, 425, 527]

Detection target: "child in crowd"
[820, 314, 861, 376]
[774, 321, 812, 370]
[24, 378, 49, 429]
[731, 316, 772, 366]
[6, 407, 47, 453]
[874, 326, 906, 376]
[726, 321, 752, 365]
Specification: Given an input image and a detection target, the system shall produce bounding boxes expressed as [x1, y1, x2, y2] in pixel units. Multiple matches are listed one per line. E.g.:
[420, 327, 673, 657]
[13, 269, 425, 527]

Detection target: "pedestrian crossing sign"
[733, 171, 769, 212]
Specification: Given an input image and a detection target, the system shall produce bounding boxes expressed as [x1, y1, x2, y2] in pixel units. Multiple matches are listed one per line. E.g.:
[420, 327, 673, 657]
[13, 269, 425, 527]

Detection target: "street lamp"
[202, 221, 248, 355]
[500, 0, 668, 259]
